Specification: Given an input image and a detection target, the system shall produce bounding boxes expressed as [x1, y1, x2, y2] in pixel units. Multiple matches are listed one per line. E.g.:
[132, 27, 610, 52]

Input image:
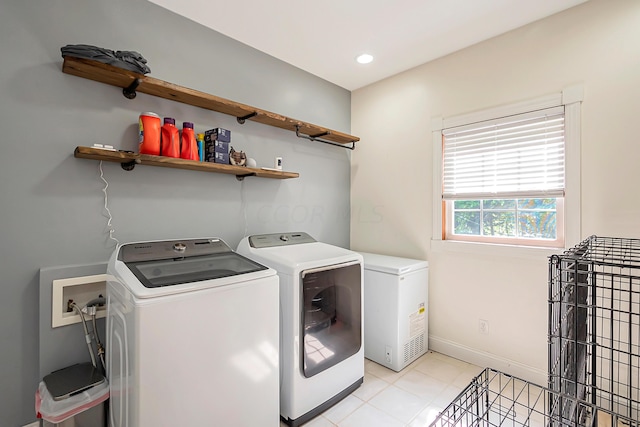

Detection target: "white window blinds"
[442, 106, 565, 200]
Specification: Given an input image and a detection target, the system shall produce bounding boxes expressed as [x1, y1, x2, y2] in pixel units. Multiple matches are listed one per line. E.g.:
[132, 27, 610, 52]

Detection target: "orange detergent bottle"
[138, 112, 161, 155]
[180, 122, 199, 161]
[160, 117, 180, 158]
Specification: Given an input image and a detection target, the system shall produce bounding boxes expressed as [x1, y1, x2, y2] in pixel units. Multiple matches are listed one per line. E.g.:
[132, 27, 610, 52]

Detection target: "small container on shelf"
[196, 133, 205, 162]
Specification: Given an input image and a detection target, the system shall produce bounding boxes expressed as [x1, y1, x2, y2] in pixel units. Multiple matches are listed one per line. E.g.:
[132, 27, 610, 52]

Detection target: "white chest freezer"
[359, 252, 428, 372]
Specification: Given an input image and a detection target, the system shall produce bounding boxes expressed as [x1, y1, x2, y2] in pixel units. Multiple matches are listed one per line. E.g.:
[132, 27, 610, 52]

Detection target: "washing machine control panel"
[119, 238, 232, 262]
[249, 232, 316, 248]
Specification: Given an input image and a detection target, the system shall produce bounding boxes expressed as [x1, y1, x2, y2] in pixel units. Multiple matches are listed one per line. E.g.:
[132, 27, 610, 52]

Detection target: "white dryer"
[106, 238, 280, 427]
[237, 232, 364, 427]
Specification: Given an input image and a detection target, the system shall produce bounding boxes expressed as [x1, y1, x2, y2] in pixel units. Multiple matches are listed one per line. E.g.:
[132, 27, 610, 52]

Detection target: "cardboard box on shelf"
[212, 151, 229, 164]
[204, 128, 230, 143]
[214, 140, 229, 153]
[205, 139, 229, 163]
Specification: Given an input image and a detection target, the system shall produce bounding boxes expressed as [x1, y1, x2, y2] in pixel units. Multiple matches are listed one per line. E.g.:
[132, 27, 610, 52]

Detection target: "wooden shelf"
[62, 56, 360, 146]
[74, 146, 299, 180]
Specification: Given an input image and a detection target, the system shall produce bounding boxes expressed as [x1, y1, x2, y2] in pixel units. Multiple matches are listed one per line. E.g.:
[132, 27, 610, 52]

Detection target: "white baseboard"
[23, 422, 39, 427]
[429, 335, 547, 386]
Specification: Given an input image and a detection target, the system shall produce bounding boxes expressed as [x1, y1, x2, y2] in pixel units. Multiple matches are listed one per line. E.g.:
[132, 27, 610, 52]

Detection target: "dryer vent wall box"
[359, 252, 428, 372]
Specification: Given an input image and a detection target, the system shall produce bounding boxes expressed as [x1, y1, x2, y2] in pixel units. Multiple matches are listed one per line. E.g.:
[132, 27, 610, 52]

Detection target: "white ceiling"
[149, 0, 589, 91]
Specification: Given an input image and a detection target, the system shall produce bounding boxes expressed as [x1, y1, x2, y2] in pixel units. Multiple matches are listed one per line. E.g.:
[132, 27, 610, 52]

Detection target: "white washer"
[359, 252, 429, 372]
[237, 232, 364, 427]
[106, 238, 280, 427]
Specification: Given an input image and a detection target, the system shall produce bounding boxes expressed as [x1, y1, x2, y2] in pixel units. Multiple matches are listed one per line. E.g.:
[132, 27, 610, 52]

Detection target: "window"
[448, 198, 564, 246]
[432, 89, 582, 250]
[443, 107, 565, 247]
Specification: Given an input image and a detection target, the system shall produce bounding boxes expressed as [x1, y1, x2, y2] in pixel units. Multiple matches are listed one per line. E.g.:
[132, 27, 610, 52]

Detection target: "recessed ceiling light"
[356, 54, 373, 64]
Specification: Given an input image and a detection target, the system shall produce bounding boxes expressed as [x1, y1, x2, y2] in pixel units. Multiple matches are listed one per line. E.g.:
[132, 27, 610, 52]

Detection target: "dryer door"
[301, 261, 361, 378]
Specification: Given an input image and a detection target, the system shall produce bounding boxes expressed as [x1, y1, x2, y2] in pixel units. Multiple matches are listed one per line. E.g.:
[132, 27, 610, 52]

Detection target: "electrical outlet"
[479, 319, 489, 335]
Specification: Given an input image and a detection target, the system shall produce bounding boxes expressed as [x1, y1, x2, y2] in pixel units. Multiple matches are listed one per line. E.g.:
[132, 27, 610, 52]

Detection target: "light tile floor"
[280, 351, 484, 427]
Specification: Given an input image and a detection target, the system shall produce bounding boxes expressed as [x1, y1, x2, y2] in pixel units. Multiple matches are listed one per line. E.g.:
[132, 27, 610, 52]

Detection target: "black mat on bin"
[43, 362, 105, 401]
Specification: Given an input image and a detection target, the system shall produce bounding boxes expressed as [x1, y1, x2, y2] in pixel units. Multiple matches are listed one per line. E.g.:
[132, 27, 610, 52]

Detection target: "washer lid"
[119, 238, 269, 289]
[358, 252, 428, 275]
[125, 252, 269, 288]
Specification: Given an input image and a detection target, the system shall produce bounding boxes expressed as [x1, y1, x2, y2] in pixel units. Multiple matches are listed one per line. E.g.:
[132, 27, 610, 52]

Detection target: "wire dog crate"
[549, 236, 640, 421]
[429, 368, 637, 427]
[431, 236, 640, 427]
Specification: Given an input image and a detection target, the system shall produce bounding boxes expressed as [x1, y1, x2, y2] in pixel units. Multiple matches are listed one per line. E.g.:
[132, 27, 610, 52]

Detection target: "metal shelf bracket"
[121, 159, 139, 171]
[295, 125, 356, 150]
[237, 112, 258, 124]
[123, 78, 142, 99]
[235, 173, 254, 181]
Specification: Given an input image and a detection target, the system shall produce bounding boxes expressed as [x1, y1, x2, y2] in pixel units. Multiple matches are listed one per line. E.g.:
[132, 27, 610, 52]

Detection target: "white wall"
[351, 0, 640, 383]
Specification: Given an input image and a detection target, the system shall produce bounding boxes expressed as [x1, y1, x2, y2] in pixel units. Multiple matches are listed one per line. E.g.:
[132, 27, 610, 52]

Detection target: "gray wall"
[0, 0, 352, 424]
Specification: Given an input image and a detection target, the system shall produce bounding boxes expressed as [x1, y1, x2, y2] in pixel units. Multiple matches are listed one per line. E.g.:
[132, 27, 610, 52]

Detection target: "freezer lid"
[358, 252, 428, 275]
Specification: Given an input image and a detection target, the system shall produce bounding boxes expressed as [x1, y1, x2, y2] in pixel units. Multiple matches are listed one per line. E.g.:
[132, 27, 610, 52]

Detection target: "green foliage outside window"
[453, 199, 557, 239]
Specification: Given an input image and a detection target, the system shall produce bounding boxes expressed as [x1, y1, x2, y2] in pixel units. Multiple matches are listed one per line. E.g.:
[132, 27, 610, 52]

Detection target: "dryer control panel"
[248, 232, 316, 248]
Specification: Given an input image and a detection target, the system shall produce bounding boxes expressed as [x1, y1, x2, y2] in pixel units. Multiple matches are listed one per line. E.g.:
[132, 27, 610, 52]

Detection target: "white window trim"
[431, 86, 582, 256]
